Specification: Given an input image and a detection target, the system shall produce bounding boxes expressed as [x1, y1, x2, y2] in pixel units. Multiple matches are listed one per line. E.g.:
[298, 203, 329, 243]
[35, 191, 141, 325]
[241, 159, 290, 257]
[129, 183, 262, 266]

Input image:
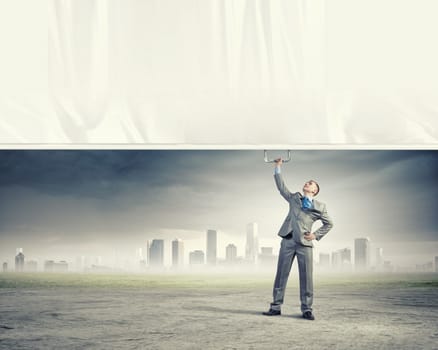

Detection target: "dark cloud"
[0, 150, 437, 260]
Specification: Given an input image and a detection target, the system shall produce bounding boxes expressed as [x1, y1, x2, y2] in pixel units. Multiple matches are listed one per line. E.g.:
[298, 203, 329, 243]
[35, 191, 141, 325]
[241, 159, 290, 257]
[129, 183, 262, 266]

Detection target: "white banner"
[0, 0, 437, 145]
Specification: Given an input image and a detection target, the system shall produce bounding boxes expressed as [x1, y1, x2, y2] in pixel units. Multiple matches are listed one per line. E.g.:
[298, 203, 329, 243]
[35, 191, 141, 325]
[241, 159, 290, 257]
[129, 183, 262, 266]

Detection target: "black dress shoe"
[262, 309, 281, 316]
[302, 311, 315, 320]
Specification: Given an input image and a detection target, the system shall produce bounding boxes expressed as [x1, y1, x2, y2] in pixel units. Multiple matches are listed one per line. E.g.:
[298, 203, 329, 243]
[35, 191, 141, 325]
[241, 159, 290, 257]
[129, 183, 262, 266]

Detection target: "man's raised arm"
[273, 158, 294, 201]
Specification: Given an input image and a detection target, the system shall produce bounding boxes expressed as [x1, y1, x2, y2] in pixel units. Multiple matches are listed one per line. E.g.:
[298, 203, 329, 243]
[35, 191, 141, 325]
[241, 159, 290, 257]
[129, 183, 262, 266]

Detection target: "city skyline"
[4, 231, 438, 274]
[5, 250, 437, 274]
[3, 225, 437, 270]
[0, 150, 437, 267]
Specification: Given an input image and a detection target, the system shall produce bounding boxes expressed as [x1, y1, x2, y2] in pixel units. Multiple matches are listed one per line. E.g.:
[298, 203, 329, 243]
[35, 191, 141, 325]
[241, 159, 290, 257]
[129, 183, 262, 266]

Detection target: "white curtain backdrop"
[0, 0, 437, 144]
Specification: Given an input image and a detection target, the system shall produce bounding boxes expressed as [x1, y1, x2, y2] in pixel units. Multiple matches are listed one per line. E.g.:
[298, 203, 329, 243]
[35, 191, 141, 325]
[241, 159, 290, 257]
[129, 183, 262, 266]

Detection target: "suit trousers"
[270, 237, 313, 313]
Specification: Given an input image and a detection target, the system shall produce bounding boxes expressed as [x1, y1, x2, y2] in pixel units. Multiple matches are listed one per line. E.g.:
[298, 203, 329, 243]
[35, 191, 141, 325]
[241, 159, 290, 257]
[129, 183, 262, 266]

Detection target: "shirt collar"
[301, 193, 313, 202]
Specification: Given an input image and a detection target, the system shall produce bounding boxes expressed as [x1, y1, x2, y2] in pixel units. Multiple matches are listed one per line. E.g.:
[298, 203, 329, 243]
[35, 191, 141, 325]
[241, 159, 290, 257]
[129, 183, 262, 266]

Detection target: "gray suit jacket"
[274, 172, 334, 247]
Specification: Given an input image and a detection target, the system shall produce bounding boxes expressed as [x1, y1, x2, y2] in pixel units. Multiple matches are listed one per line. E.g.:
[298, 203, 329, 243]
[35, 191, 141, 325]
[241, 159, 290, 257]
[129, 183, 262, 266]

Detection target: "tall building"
[206, 230, 217, 265]
[355, 238, 370, 271]
[189, 250, 205, 265]
[146, 240, 151, 265]
[331, 248, 351, 270]
[319, 253, 330, 268]
[331, 250, 341, 269]
[25, 260, 38, 272]
[339, 248, 351, 264]
[245, 222, 259, 263]
[135, 248, 144, 261]
[135, 248, 145, 271]
[76, 256, 86, 272]
[44, 260, 68, 272]
[172, 238, 184, 267]
[44, 260, 55, 272]
[258, 247, 276, 266]
[435, 256, 438, 273]
[226, 244, 237, 263]
[15, 248, 24, 272]
[3, 262, 8, 272]
[375, 248, 384, 270]
[140, 242, 150, 269]
[54, 261, 68, 272]
[149, 239, 164, 267]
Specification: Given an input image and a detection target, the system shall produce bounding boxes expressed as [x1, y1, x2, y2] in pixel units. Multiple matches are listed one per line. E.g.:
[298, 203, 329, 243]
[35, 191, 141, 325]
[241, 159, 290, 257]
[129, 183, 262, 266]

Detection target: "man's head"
[303, 180, 320, 197]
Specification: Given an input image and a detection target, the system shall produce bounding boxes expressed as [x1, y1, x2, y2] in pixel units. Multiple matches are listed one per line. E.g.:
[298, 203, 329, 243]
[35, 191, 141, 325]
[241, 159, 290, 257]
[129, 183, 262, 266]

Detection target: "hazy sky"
[0, 150, 437, 266]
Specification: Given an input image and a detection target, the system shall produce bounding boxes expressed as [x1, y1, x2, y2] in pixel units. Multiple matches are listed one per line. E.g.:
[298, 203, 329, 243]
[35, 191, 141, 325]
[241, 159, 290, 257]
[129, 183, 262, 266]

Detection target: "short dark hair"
[310, 180, 320, 196]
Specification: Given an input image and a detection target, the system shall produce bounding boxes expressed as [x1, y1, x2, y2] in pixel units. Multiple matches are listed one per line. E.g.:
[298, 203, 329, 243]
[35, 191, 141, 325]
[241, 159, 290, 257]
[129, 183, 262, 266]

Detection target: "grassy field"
[1, 272, 437, 289]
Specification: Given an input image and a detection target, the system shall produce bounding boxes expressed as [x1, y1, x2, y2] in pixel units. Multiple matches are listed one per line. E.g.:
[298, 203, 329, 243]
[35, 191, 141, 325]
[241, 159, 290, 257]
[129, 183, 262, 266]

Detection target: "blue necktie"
[302, 197, 313, 210]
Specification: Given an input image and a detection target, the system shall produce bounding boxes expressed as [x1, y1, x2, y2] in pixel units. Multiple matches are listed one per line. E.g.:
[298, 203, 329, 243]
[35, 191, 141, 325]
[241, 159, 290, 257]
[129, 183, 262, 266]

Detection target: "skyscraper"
[375, 248, 384, 270]
[319, 253, 330, 268]
[54, 261, 68, 273]
[331, 250, 341, 269]
[172, 238, 184, 267]
[189, 250, 205, 265]
[149, 239, 164, 267]
[258, 247, 276, 266]
[15, 248, 24, 272]
[146, 240, 151, 265]
[339, 248, 351, 265]
[331, 248, 351, 271]
[44, 260, 68, 272]
[226, 244, 237, 263]
[207, 229, 217, 265]
[245, 222, 259, 263]
[355, 237, 370, 271]
[44, 260, 55, 272]
[435, 256, 438, 273]
[25, 260, 38, 272]
[135, 248, 144, 261]
[76, 256, 86, 272]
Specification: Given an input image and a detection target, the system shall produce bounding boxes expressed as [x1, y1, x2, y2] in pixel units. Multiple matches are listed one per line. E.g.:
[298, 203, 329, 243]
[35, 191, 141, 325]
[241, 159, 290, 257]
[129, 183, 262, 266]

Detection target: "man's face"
[303, 180, 318, 196]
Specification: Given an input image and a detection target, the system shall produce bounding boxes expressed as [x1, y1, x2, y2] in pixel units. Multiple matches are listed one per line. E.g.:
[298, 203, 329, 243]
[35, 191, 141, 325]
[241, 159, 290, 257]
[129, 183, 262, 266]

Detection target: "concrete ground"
[1, 273, 437, 349]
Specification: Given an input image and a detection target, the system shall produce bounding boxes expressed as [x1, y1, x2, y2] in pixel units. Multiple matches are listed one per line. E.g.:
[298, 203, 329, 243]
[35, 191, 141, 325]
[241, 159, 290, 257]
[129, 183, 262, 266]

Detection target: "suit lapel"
[295, 193, 322, 214]
[310, 199, 323, 213]
[294, 194, 302, 207]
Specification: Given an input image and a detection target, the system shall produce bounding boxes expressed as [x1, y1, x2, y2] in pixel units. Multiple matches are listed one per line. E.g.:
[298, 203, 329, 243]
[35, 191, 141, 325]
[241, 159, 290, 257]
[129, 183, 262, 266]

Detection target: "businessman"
[263, 158, 334, 320]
